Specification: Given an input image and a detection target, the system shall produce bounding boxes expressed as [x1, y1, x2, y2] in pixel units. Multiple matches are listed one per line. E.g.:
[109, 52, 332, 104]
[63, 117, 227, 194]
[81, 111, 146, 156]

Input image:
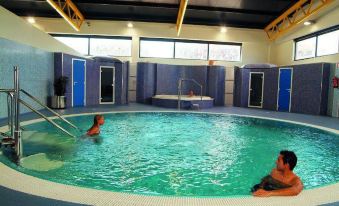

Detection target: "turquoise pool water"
[0, 112, 338, 196]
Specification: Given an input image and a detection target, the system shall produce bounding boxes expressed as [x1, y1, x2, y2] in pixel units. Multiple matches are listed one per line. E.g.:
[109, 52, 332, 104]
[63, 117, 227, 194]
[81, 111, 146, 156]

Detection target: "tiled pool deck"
[0, 103, 338, 206]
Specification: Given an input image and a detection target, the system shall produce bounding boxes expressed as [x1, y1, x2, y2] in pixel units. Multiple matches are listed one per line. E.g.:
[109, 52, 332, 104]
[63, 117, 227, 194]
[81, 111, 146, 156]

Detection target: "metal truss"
[265, 0, 334, 41]
[46, 0, 84, 31]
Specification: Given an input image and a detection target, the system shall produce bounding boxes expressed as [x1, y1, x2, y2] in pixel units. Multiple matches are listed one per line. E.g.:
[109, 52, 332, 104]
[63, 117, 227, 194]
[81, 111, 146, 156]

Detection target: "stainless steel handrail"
[7, 92, 14, 137]
[177, 78, 203, 110]
[19, 99, 75, 138]
[20, 89, 78, 130]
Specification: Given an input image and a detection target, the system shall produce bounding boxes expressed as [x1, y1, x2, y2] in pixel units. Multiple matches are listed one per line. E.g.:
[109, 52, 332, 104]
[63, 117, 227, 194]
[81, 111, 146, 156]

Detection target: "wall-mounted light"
[304, 20, 315, 26]
[27, 17, 35, 24]
[220, 27, 227, 33]
[127, 22, 133, 28]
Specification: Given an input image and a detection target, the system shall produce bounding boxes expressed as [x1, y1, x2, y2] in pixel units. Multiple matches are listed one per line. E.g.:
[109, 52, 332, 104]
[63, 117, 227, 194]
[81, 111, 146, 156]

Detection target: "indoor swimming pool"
[0, 112, 338, 197]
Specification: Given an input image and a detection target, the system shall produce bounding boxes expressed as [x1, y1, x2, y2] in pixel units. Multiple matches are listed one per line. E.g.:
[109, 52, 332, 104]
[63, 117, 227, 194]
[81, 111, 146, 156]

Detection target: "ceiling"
[0, 0, 298, 29]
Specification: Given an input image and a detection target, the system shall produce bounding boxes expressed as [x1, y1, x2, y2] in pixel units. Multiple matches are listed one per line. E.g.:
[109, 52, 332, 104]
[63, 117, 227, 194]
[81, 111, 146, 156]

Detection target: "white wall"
[0, 6, 81, 55]
[34, 17, 270, 104]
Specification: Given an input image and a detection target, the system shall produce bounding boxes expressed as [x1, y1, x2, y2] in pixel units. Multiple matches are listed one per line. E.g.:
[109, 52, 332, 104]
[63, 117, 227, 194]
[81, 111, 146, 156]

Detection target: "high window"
[54, 36, 89, 55]
[209, 44, 241, 61]
[52, 34, 132, 57]
[139, 37, 242, 61]
[139, 39, 174, 58]
[294, 25, 339, 60]
[295, 37, 317, 60]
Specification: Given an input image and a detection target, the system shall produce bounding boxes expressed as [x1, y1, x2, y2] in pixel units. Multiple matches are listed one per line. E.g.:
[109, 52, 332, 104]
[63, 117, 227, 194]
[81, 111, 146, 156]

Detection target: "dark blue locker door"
[278, 68, 292, 112]
[73, 59, 85, 107]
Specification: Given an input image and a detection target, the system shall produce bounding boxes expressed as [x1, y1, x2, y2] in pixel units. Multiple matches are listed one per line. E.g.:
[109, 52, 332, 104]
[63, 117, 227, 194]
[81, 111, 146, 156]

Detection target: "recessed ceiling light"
[304, 20, 314, 26]
[220, 27, 227, 33]
[127, 22, 133, 28]
[27, 17, 35, 24]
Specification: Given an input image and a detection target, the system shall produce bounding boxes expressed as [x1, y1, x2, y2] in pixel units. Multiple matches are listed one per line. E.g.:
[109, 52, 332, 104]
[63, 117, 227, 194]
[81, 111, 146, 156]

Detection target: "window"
[317, 30, 339, 56]
[52, 34, 132, 57]
[209, 44, 241, 61]
[54, 36, 89, 55]
[139, 37, 242, 61]
[140, 39, 174, 58]
[175, 42, 208, 60]
[294, 25, 339, 60]
[295, 37, 316, 60]
[90, 38, 132, 57]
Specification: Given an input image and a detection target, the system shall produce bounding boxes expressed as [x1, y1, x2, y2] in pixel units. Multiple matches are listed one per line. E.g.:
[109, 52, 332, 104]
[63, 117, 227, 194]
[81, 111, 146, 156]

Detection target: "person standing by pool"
[252, 150, 303, 197]
[87, 115, 105, 136]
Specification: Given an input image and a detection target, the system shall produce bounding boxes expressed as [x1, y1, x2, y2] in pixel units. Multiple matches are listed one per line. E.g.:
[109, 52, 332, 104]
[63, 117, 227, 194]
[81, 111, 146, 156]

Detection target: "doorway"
[100, 66, 115, 104]
[72, 59, 86, 107]
[277, 68, 293, 112]
[248, 72, 264, 108]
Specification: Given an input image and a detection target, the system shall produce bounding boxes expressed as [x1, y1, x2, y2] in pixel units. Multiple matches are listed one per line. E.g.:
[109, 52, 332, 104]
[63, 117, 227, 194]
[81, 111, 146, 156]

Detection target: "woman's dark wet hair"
[280, 150, 297, 171]
[93, 115, 102, 125]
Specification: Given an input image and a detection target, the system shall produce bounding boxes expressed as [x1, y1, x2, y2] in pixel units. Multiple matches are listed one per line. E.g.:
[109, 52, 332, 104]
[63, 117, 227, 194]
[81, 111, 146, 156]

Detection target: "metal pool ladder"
[177, 78, 203, 110]
[0, 66, 78, 159]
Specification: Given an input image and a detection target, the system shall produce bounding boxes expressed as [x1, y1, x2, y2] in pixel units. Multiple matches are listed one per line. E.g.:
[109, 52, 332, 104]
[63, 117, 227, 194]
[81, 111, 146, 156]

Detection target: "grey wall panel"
[207, 66, 225, 106]
[263, 68, 278, 110]
[123, 61, 130, 104]
[86, 60, 98, 106]
[291, 63, 323, 115]
[183, 66, 208, 95]
[156, 64, 184, 95]
[241, 69, 250, 107]
[114, 62, 123, 105]
[136, 62, 157, 104]
[320, 63, 331, 115]
[233, 67, 242, 107]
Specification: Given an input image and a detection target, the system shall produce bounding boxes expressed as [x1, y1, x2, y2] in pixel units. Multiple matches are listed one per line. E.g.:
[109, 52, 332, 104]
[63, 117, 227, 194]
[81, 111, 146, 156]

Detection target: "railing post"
[178, 78, 183, 110]
[14, 66, 23, 159]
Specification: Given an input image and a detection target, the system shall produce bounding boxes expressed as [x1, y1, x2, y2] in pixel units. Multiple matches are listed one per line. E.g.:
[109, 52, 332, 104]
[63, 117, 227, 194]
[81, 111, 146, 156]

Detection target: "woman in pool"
[87, 115, 105, 136]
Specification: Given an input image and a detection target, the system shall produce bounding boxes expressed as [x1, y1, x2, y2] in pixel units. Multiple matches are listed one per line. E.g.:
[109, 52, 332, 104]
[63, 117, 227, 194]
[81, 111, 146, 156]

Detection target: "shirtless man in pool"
[252, 150, 303, 197]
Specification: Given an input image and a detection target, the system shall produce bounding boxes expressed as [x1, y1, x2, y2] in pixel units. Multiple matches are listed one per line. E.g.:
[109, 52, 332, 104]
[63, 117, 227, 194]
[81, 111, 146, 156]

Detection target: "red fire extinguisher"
[333, 76, 339, 88]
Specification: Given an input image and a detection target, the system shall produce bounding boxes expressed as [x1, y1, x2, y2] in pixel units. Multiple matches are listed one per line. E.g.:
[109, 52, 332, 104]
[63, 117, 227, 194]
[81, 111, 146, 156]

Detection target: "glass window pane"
[175, 42, 208, 60]
[209, 44, 241, 61]
[90, 38, 132, 57]
[295, 37, 316, 60]
[140, 40, 174, 58]
[317, 30, 339, 56]
[54, 36, 89, 55]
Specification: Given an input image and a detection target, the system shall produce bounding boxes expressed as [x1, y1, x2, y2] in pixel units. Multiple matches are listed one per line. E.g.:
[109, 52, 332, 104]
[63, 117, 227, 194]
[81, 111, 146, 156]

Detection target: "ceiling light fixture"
[220, 27, 227, 33]
[127, 22, 133, 28]
[27, 17, 35, 24]
[304, 20, 315, 26]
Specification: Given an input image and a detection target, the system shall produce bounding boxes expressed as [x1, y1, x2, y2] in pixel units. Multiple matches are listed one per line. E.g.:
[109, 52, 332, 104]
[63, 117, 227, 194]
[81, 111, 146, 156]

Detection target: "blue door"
[73, 59, 85, 107]
[278, 68, 292, 112]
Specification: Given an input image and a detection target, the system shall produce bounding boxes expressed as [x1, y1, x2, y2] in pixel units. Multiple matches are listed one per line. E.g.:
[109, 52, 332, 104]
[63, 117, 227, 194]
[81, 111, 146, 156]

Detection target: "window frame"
[139, 37, 175, 59]
[294, 25, 339, 61]
[50, 34, 132, 57]
[139, 37, 242, 61]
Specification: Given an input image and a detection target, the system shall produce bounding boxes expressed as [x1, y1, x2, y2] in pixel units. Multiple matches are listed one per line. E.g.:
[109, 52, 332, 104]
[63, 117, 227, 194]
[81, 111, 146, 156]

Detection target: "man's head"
[276, 150, 297, 171]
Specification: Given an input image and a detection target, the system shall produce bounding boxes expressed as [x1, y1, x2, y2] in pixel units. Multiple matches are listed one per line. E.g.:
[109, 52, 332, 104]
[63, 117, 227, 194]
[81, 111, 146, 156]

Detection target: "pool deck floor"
[0, 103, 338, 206]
